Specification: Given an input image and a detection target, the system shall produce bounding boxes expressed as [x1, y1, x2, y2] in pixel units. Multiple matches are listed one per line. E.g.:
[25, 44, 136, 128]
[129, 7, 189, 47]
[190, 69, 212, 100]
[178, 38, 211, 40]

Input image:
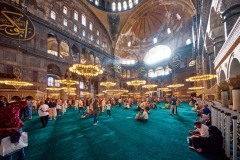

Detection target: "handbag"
[0, 132, 28, 157]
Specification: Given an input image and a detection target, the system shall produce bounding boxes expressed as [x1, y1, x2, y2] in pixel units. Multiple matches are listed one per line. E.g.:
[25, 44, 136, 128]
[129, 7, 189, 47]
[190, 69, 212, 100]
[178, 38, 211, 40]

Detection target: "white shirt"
[75, 100, 79, 106]
[79, 100, 83, 107]
[197, 124, 209, 138]
[106, 104, 111, 110]
[142, 111, 148, 119]
[38, 104, 49, 117]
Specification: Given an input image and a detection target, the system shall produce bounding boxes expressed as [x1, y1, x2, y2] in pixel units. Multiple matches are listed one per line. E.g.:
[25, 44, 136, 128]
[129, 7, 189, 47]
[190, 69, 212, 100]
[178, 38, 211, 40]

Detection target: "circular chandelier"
[103, 88, 128, 94]
[69, 64, 103, 82]
[142, 84, 157, 90]
[157, 87, 169, 90]
[188, 86, 205, 90]
[0, 80, 33, 91]
[145, 90, 157, 94]
[100, 81, 116, 88]
[127, 80, 146, 90]
[46, 87, 62, 91]
[186, 74, 217, 82]
[56, 79, 78, 85]
[167, 84, 184, 88]
[61, 87, 76, 92]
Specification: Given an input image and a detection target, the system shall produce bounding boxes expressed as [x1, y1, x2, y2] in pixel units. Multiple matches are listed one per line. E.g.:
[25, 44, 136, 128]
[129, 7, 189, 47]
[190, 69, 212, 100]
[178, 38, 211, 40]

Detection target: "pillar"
[220, 110, 225, 135]
[232, 89, 240, 111]
[232, 116, 238, 160]
[209, 26, 225, 58]
[221, 91, 228, 107]
[225, 112, 231, 158]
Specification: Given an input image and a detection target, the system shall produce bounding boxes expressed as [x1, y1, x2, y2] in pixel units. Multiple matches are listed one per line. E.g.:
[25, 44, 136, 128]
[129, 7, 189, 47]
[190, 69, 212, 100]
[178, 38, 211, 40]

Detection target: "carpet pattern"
[22, 103, 217, 160]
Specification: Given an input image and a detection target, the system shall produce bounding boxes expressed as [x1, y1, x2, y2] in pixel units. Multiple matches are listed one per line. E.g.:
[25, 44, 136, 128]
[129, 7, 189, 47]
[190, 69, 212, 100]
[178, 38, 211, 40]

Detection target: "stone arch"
[71, 44, 80, 62]
[60, 41, 69, 58]
[228, 58, 240, 79]
[219, 69, 227, 83]
[47, 64, 61, 76]
[47, 33, 58, 56]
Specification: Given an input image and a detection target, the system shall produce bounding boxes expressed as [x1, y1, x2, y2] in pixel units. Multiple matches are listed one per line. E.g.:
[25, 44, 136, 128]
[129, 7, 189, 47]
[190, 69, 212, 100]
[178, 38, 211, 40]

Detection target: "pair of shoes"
[93, 123, 97, 126]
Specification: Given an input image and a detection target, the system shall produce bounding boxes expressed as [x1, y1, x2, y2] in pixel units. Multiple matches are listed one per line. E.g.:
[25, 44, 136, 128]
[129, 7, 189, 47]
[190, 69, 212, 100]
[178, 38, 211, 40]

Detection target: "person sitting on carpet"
[162, 102, 170, 109]
[202, 104, 211, 115]
[197, 113, 210, 126]
[81, 106, 93, 119]
[135, 109, 148, 121]
[124, 102, 131, 109]
[188, 121, 209, 152]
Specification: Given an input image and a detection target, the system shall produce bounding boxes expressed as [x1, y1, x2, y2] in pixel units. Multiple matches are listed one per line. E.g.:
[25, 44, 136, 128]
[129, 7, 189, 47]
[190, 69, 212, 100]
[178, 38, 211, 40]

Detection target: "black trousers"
[107, 110, 111, 116]
[40, 115, 49, 128]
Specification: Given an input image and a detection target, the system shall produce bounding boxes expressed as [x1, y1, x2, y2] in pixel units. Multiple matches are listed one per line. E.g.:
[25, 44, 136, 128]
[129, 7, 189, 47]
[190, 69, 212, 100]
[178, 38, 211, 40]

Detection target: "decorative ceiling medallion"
[0, 2, 35, 40]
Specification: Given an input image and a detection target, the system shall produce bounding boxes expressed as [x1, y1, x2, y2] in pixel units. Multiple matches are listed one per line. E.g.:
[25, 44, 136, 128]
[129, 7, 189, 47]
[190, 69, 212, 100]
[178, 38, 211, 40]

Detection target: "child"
[106, 100, 111, 117]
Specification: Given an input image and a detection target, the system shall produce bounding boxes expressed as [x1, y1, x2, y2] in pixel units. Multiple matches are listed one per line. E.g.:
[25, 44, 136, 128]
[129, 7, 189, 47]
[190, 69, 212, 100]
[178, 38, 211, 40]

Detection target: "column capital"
[209, 26, 225, 42]
[218, 81, 229, 91]
[227, 78, 240, 89]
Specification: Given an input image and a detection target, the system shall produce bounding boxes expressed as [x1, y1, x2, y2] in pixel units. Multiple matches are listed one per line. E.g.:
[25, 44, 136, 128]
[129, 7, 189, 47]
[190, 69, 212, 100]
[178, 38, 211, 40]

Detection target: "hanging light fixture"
[69, 49, 103, 82]
[186, 74, 217, 82]
[56, 71, 78, 95]
[127, 79, 146, 90]
[142, 81, 157, 90]
[0, 37, 33, 90]
[167, 76, 184, 89]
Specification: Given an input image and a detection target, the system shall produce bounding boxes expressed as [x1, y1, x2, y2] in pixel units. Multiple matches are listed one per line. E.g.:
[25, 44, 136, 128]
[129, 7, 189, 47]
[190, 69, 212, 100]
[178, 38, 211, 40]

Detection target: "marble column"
[232, 89, 240, 111]
[221, 91, 228, 107]
[209, 26, 225, 58]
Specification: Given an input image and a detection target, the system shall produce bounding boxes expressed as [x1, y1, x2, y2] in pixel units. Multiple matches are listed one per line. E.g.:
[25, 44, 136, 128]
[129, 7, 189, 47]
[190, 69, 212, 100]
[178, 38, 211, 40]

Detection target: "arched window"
[134, 0, 138, 4]
[82, 30, 86, 37]
[74, 11, 78, 21]
[97, 39, 99, 44]
[47, 34, 58, 56]
[118, 2, 122, 11]
[112, 2, 116, 11]
[50, 10, 56, 20]
[95, 0, 99, 6]
[90, 35, 93, 41]
[74, 24, 77, 32]
[155, 66, 164, 76]
[89, 22, 93, 30]
[148, 69, 155, 78]
[63, 18, 67, 26]
[63, 6, 67, 14]
[123, 1, 127, 10]
[186, 39, 192, 45]
[47, 77, 60, 87]
[60, 41, 69, 58]
[129, 0, 133, 8]
[82, 14, 86, 26]
[165, 66, 172, 75]
[153, 37, 157, 44]
[144, 45, 171, 65]
[97, 30, 100, 36]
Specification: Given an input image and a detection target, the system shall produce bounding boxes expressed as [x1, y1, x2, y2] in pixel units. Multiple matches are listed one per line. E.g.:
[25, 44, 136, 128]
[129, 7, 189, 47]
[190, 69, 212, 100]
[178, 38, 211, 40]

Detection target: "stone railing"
[214, 17, 240, 69]
[210, 101, 240, 160]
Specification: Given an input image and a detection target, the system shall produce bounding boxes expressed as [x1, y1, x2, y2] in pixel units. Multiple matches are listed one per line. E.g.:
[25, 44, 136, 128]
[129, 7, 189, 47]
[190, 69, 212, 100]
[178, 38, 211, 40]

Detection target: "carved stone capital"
[218, 81, 229, 91]
[227, 78, 240, 89]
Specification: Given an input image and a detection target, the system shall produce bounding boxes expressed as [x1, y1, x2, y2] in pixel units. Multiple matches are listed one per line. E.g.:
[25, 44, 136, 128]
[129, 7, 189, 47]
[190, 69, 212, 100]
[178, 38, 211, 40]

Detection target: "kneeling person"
[135, 109, 148, 121]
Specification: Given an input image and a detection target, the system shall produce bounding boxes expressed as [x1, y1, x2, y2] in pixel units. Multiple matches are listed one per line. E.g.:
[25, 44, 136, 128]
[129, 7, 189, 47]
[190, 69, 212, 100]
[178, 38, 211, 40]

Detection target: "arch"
[219, 69, 226, 83]
[129, 0, 133, 8]
[229, 58, 240, 79]
[25, 96, 34, 100]
[123, 1, 127, 10]
[47, 33, 58, 56]
[71, 44, 80, 61]
[155, 66, 164, 76]
[82, 14, 86, 26]
[148, 69, 155, 78]
[112, 2, 116, 11]
[90, 53, 95, 64]
[95, 56, 101, 68]
[118, 2, 122, 11]
[11, 96, 21, 102]
[60, 41, 69, 58]
[47, 64, 61, 76]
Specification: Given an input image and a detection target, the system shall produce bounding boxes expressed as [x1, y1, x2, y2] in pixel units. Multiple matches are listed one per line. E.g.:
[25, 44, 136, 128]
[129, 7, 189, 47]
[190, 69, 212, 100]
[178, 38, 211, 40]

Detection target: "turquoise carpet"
[22, 103, 217, 160]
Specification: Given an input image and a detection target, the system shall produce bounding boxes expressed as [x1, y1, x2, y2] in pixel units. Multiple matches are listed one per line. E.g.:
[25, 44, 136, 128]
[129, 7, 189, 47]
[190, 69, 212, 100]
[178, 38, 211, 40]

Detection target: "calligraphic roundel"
[0, 2, 35, 40]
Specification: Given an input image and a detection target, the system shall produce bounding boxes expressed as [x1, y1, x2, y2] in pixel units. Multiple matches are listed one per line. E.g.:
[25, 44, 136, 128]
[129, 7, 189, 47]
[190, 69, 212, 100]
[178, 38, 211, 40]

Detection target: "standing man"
[38, 101, 49, 128]
[93, 98, 100, 126]
[78, 98, 84, 115]
[118, 98, 122, 107]
[170, 95, 177, 115]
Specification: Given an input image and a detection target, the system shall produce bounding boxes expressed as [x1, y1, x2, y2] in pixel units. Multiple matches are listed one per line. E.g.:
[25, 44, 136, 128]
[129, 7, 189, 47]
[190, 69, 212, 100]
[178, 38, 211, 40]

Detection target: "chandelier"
[56, 71, 78, 95]
[186, 74, 217, 82]
[145, 90, 157, 95]
[157, 87, 169, 90]
[46, 87, 62, 91]
[142, 82, 157, 90]
[0, 68, 33, 91]
[127, 79, 146, 90]
[69, 49, 103, 82]
[103, 88, 128, 94]
[167, 76, 184, 90]
[100, 81, 116, 89]
[188, 86, 205, 90]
